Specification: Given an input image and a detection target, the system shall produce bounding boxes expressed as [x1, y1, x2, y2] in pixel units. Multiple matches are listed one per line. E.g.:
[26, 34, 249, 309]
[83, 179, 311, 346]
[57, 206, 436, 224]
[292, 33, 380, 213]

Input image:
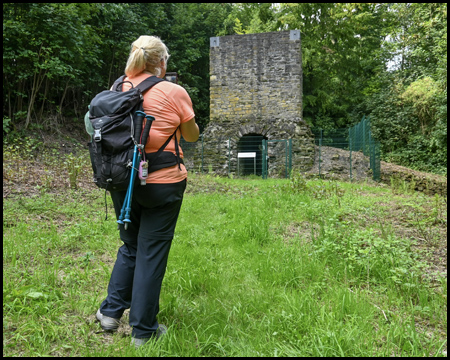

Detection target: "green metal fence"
[180, 116, 380, 181]
[261, 139, 292, 179]
[348, 116, 380, 181]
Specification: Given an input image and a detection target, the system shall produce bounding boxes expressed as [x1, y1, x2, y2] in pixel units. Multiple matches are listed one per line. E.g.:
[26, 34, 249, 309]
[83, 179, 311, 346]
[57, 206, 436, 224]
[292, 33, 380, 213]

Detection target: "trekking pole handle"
[140, 115, 155, 147]
[134, 111, 146, 144]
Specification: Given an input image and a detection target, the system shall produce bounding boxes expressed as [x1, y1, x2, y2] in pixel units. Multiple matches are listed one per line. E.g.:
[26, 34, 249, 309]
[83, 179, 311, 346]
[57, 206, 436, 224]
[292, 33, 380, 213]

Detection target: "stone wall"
[303, 145, 447, 196]
[203, 30, 314, 176]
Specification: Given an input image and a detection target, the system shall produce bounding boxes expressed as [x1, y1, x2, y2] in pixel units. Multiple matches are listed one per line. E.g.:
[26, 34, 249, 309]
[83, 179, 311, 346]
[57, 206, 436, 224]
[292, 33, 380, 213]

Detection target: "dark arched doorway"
[237, 134, 266, 176]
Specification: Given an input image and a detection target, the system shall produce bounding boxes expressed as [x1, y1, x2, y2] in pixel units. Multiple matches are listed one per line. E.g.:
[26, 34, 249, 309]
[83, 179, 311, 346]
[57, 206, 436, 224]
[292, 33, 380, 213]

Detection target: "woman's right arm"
[180, 117, 199, 142]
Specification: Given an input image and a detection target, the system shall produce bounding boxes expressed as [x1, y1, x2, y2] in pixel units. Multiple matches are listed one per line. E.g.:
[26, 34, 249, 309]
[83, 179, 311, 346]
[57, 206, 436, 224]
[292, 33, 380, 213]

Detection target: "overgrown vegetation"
[3, 143, 447, 356]
[3, 3, 447, 174]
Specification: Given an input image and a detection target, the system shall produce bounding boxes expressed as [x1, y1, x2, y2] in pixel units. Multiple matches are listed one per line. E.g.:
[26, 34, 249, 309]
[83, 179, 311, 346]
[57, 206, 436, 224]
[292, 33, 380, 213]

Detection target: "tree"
[160, 3, 233, 131]
[3, 3, 104, 127]
[3, 3, 232, 133]
[365, 3, 447, 174]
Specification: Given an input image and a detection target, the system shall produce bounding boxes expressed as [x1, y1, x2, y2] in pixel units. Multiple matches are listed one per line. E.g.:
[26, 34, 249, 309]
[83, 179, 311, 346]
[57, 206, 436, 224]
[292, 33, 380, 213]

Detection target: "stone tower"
[202, 30, 314, 177]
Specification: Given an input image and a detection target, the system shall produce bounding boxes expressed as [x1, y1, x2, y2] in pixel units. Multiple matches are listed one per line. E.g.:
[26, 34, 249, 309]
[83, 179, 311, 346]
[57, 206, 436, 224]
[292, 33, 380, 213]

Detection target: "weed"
[286, 171, 308, 193]
[431, 194, 447, 226]
[63, 153, 88, 189]
[402, 201, 444, 247]
[79, 251, 96, 268]
[390, 175, 416, 195]
[410, 213, 442, 247]
[42, 169, 55, 189]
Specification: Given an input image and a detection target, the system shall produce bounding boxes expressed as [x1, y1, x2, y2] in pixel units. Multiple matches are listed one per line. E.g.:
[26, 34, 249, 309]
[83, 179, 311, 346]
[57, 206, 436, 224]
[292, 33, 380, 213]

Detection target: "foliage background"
[3, 3, 447, 175]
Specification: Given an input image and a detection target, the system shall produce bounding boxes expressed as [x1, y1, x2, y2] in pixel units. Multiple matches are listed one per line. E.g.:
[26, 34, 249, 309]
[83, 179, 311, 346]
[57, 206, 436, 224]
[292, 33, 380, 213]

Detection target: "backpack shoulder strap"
[111, 75, 165, 93]
[135, 76, 165, 94]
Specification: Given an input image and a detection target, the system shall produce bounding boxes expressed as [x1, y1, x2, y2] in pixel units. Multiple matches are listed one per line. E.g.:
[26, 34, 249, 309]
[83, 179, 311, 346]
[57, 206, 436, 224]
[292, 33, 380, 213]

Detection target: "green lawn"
[3, 172, 447, 357]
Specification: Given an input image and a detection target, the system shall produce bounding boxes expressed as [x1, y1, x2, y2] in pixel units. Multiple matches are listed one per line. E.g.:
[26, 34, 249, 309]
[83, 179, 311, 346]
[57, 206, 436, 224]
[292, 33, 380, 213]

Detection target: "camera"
[164, 72, 178, 84]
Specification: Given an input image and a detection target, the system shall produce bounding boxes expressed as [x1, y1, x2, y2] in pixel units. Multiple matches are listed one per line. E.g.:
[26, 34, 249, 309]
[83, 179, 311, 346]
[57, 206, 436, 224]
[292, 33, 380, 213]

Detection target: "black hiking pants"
[100, 179, 186, 339]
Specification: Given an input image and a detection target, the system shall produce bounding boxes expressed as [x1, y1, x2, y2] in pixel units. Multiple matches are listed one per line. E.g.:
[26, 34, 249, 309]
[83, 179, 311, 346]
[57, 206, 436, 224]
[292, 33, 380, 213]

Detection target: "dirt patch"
[3, 121, 96, 199]
[277, 221, 321, 246]
[372, 200, 447, 282]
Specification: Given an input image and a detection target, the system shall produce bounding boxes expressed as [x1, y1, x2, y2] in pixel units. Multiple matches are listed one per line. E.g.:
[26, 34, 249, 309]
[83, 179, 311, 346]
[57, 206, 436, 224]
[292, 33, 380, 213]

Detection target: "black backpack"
[88, 75, 181, 192]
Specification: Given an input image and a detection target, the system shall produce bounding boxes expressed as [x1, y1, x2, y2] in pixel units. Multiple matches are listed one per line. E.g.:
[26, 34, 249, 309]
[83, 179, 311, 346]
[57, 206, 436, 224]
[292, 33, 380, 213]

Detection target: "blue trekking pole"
[116, 147, 138, 229]
[117, 110, 155, 230]
[116, 110, 145, 229]
[116, 152, 141, 227]
[122, 145, 140, 229]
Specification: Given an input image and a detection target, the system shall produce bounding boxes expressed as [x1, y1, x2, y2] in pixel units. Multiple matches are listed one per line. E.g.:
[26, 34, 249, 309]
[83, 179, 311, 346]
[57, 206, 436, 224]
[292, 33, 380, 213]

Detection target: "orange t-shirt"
[121, 73, 195, 184]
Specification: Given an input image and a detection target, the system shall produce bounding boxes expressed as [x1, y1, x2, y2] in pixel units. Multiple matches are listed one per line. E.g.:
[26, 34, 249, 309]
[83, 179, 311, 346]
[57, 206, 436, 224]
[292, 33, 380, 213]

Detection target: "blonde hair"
[125, 35, 170, 78]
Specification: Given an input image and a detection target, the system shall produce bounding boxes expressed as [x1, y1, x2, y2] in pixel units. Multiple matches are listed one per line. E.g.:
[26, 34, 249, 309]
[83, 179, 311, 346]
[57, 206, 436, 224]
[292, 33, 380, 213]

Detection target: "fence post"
[349, 128, 352, 181]
[289, 138, 292, 178]
[319, 129, 322, 179]
[369, 128, 375, 181]
[359, 115, 365, 153]
[228, 137, 231, 177]
[201, 133, 204, 173]
[262, 139, 267, 179]
[362, 117, 366, 155]
[284, 140, 287, 179]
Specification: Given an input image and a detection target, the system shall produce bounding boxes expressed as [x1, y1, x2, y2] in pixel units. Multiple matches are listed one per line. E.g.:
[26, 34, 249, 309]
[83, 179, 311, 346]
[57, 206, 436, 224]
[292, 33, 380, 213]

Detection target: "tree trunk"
[15, 80, 25, 117]
[25, 73, 38, 129]
[7, 88, 12, 120]
[25, 45, 46, 129]
[108, 47, 115, 86]
[58, 79, 70, 121]
[38, 77, 49, 123]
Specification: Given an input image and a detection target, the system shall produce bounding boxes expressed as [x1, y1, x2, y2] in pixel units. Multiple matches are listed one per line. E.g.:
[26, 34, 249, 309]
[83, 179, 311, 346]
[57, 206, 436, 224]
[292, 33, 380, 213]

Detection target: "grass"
[3, 155, 447, 356]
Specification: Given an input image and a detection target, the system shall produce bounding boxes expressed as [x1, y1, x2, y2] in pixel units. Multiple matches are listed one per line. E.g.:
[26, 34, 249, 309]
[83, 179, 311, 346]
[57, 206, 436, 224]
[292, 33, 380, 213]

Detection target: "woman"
[95, 35, 199, 348]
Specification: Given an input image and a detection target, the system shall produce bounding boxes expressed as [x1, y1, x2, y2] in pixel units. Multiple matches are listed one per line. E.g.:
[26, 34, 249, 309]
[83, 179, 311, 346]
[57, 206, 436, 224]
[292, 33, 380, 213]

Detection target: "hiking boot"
[96, 309, 120, 332]
[131, 324, 167, 349]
